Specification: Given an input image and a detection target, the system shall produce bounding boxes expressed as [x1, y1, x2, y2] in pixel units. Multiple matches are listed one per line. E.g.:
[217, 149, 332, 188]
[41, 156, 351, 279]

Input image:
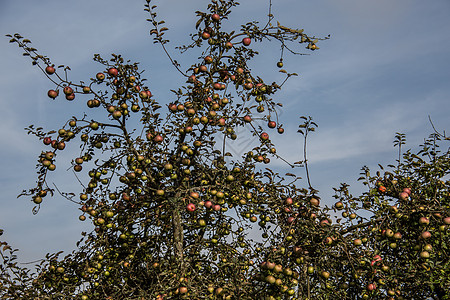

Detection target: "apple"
[96, 72, 105, 81]
[47, 89, 58, 99]
[335, 201, 344, 210]
[385, 229, 394, 238]
[204, 201, 213, 209]
[399, 192, 409, 200]
[260, 132, 269, 141]
[367, 283, 376, 291]
[421, 231, 431, 239]
[139, 91, 149, 99]
[242, 37, 251, 46]
[154, 135, 163, 143]
[424, 244, 433, 251]
[33, 196, 42, 204]
[188, 75, 196, 83]
[310, 198, 320, 207]
[268, 121, 276, 128]
[65, 93, 75, 101]
[204, 56, 213, 64]
[265, 275, 276, 284]
[419, 217, 430, 225]
[403, 187, 411, 195]
[112, 110, 122, 119]
[186, 203, 196, 212]
[90, 122, 99, 130]
[45, 66, 55, 75]
[285, 197, 293, 205]
[63, 86, 73, 95]
[202, 32, 210, 40]
[353, 239, 362, 246]
[108, 68, 119, 77]
[420, 251, 430, 258]
[277, 127, 284, 134]
[211, 13, 220, 22]
[43, 137, 52, 145]
[320, 271, 330, 279]
[225, 41, 233, 49]
[168, 103, 177, 112]
[243, 115, 252, 123]
[444, 217, 450, 225]
[378, 186, 387, 193]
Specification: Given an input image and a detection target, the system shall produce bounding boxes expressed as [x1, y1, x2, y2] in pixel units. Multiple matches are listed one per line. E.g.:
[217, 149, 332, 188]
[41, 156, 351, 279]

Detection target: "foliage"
[2, 0, 449, 299]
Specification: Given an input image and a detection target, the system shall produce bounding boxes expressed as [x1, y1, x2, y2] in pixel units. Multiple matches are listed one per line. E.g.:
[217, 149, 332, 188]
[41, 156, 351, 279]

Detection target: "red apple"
[186, 203, 196, 212]
[242, 37, 251, 46]
[399, 192, 409, 200]
[211, 13, 220, 22]
[243, 115, 252, 123]
[154, 135, 163, 143]
[43, 137, 52, 145]
[168, 103, 177, 112]
[260, 132, 269, 141]
[421, 231, 431, 239]
[108, 67, 119, 77]
[63, 86, 73, 95]
[47, 89, 58, 99]
[419, 217, 430, 225]
[202, 32, 210, 40]
[45, 66, 55, 75]
[268, 121, 276, 128]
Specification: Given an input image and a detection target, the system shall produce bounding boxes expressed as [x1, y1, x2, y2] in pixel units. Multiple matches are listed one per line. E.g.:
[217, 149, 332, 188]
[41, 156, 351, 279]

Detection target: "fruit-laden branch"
[339, 217, 384, 235]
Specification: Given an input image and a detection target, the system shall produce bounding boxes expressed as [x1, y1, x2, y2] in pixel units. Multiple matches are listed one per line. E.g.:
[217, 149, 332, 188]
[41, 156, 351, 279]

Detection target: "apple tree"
[2, 0, 328, 299]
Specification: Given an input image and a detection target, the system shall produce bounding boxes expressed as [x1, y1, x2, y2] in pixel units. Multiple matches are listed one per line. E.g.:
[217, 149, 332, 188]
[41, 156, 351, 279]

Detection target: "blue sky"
[1, 0, 449, 263]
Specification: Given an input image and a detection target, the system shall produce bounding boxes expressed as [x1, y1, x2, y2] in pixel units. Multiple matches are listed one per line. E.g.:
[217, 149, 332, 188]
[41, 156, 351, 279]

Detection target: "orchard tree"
[1, 0, 449, 299]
